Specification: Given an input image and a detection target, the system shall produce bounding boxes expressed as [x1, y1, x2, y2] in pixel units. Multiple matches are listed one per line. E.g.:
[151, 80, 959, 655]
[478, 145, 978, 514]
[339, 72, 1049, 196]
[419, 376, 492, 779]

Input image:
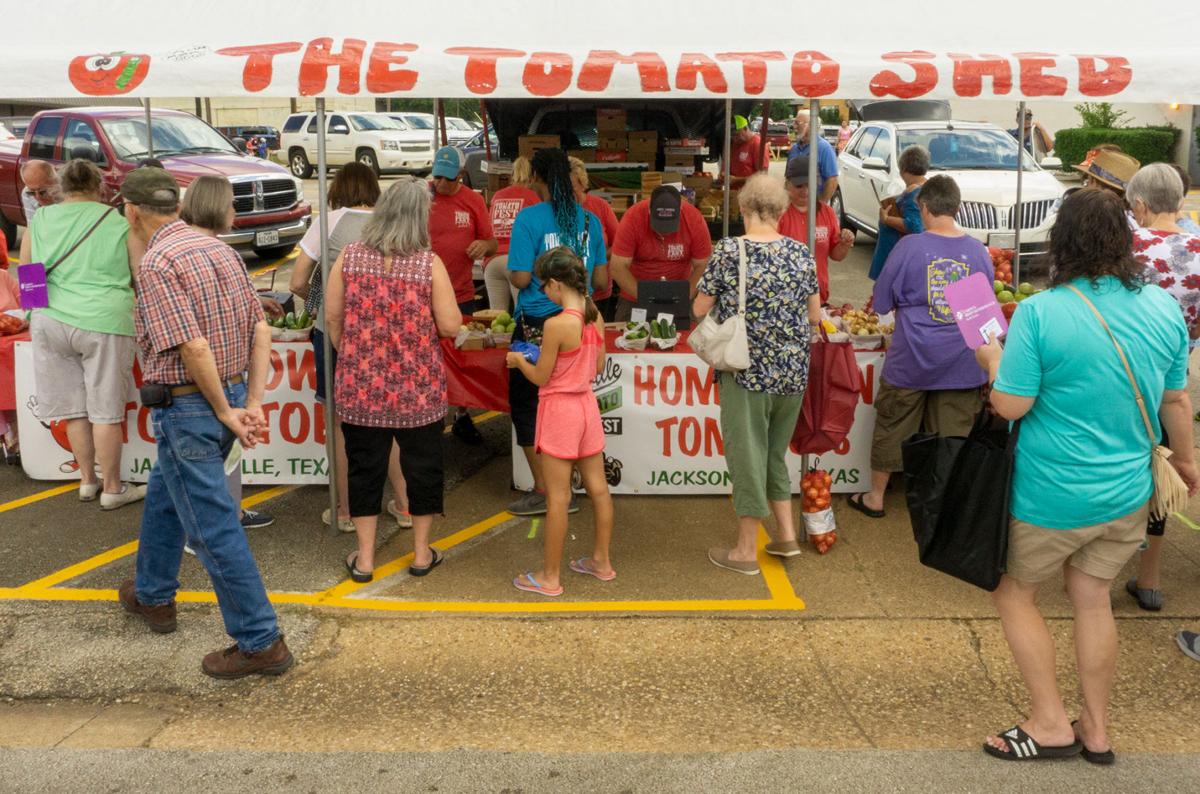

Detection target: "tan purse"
[1066, 284, 1189, 520]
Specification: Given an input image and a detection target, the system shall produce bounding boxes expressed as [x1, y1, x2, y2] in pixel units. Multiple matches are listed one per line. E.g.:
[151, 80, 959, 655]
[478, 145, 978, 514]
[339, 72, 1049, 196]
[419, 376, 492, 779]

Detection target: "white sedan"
[836, 120, 1064, 256]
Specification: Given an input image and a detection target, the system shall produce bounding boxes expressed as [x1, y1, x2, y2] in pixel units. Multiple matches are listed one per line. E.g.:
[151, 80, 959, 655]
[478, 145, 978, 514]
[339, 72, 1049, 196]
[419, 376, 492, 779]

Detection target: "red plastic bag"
[791, 327, 864, 456]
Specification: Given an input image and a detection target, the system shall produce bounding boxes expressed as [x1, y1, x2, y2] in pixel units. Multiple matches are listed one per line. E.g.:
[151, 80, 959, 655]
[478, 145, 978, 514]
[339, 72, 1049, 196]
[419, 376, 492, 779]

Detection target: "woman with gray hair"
[869, 145, 928, 280]
[694, 174, 822, 574]
[1125, 163, 1200, 611]
[325, 178, 462, 582]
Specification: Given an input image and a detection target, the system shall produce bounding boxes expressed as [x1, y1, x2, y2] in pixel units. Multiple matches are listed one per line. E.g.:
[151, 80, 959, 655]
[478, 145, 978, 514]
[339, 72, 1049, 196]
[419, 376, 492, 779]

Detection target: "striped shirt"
[135, 220, 264, 385]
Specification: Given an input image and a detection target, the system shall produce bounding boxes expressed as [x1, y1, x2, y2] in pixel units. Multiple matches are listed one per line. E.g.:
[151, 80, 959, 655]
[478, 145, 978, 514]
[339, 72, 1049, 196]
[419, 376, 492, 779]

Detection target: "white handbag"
[690, 237, 751, 372]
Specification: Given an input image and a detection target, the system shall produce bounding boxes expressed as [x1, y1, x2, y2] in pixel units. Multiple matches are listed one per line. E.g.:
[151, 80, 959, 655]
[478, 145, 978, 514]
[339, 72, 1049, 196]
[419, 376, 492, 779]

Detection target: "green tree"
[1074, 102, 1128, 129]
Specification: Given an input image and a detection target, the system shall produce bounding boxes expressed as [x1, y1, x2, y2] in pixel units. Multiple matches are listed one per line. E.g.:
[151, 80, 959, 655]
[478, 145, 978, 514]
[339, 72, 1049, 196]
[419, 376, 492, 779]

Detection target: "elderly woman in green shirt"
[19, 158, 144, 510]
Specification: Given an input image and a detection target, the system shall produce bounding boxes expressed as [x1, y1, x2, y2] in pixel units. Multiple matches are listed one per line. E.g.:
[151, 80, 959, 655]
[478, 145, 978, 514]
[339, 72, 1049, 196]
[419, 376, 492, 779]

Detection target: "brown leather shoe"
[201, 636, 294, 680]
[118, 579, 177, 634]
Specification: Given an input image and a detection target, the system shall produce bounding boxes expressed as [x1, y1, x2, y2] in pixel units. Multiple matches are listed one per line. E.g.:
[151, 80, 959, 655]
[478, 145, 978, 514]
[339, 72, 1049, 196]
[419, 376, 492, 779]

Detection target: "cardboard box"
[666, 137, 706, 148]
[683, 174, 714, 193]
[566, 148, 596, 163]
[664, 153, 695, 169]
[596, 108, 628, 131]
[628, 131, 658, 147]
[597, 131, 628, 151]
[628, 145, 657, 160]
[662, 172, 683, 184]
[487, 171, 512, 197]
[595, 149, 627, 163]
[518, 134, 560, 160]
[640, 171, 665, 192]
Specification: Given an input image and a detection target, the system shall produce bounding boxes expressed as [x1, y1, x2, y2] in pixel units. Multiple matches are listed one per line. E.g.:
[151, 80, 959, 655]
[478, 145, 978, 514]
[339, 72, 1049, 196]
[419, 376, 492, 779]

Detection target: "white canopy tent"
[8, 1, 1197, 524]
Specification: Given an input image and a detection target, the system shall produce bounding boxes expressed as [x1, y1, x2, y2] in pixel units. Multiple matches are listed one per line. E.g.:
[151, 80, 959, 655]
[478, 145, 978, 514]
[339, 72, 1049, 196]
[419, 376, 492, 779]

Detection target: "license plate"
[987, 233, 1015, 249]
[255, 230, 280, 248]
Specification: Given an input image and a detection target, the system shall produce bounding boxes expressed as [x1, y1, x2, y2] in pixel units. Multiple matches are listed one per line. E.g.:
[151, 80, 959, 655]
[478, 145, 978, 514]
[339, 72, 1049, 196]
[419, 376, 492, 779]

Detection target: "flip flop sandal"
[982, 725, 1082, 761]
[846, 493, 885, 519]
[513, 572, 564, 597]
[569, 558, 616, 581]
[1125, 578, 1162, 611]
[344, 552, 373, 584]
[408, 548, 444, 577]
[1071, 721, 1116, 766]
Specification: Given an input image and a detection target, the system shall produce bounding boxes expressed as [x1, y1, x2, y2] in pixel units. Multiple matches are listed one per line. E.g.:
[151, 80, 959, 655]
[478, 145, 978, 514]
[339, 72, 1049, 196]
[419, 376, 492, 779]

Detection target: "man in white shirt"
[20, 160, 61, 223]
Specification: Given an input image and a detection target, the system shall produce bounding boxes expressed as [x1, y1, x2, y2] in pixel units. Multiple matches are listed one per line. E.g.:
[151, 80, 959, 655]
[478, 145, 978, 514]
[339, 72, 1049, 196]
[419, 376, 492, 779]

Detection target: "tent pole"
[143, 98, 154, 159]
[722, 99, 732, 238]
[432, 98, 442, 150]
[1013, 100, 1027, 286]
[757, 101, 770, 167]
[480, 100, 493, 161]
[807, 99, 819, 252]
[316, 98, 338, 536]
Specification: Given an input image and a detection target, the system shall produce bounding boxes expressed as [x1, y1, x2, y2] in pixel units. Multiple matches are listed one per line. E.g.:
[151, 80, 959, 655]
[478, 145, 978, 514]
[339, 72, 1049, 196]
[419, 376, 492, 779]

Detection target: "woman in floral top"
[1125, 164, 1200, 611]
[326, 179, 463, 583]
[694, 174, 822, 575]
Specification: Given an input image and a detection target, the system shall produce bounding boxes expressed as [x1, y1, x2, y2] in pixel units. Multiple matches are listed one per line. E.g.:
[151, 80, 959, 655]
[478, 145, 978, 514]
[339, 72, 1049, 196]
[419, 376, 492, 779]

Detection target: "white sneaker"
[79, 482, 101, 502]
[321, 508, 356, 533]
[183, 544, 196, 557]
[386, 499, 414, 529]
[100, 484, 147, 511]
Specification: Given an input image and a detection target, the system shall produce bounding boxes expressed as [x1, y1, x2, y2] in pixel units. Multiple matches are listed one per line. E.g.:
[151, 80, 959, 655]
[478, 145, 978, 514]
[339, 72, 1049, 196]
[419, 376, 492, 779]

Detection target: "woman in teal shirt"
[975, 189, 1197, 764]
[20, 159, 142, 510]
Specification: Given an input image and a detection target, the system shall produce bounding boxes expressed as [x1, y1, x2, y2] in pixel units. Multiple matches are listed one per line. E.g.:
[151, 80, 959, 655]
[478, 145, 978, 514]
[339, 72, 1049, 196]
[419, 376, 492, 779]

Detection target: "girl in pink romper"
[505, 247, 615, 596]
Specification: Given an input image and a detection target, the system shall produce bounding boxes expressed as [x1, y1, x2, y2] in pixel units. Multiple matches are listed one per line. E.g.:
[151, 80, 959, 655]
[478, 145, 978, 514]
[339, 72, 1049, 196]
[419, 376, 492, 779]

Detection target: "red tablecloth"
[0, 332, 30, 411]
[442, 328, 694, 414]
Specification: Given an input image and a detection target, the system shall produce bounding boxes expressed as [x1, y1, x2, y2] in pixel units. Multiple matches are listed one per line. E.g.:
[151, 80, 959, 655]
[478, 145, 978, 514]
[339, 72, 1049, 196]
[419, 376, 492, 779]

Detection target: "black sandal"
[847, 493, 885, 519]
[409, 548, 444, 577]
[1072, 720, 1116, 766]
[983, 725, 1082, 761]
[344, 552, 373, 584]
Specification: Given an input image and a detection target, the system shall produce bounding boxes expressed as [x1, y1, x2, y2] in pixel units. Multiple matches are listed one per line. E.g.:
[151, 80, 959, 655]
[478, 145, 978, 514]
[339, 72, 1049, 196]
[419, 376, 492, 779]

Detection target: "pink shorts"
[535, 392, 605, 460]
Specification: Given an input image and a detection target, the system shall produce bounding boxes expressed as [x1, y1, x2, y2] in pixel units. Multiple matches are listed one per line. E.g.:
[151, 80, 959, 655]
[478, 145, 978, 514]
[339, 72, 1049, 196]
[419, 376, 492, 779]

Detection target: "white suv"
[280, 111, 434, 177]
[837, 120, 1065, 256]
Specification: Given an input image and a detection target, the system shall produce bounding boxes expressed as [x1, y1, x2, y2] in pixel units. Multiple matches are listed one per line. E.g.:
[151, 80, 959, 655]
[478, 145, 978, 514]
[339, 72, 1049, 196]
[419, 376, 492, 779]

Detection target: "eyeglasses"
[31, 187, 56, 198]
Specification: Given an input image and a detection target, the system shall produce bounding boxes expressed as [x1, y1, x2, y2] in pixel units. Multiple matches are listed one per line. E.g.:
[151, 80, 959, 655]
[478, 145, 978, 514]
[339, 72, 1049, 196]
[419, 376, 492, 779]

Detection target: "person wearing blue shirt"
[505, 148, 607, 517]
[974, 188, 1197, 765]
[787, 113, 839, 203]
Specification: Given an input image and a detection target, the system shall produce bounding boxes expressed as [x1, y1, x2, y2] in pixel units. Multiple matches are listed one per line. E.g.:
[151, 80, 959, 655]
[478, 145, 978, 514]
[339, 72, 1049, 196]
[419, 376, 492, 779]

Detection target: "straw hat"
[1072, 148, 1140, 192]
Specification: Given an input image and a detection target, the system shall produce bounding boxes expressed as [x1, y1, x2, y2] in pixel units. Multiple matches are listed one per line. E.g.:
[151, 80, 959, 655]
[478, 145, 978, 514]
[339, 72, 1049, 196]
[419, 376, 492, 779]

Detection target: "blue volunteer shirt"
[995, 277, 1188, 529]
[787, 136, 839, 194]
[507, 202, 607, 319]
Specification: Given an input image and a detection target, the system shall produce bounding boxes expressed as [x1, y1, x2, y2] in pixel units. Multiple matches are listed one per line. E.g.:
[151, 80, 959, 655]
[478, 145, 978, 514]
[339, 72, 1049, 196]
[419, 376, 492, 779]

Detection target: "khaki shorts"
[1006, 504, 1149, 584]
[30, 313, 135, 424]
[870, 378, 981, 471]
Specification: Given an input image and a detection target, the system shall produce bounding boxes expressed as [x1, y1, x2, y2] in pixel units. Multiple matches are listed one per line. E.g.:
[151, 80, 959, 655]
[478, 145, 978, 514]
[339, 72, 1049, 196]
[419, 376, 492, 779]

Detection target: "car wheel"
[357, 149, 380, 176]
[253, 243, 297, 262]
[830, 188, 846, 229]
[289, 149, 313, 179]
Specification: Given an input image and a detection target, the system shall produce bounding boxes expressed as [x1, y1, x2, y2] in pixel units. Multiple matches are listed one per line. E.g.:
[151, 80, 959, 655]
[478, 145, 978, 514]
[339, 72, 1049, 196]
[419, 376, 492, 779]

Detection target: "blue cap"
[432, 146, 464, 179]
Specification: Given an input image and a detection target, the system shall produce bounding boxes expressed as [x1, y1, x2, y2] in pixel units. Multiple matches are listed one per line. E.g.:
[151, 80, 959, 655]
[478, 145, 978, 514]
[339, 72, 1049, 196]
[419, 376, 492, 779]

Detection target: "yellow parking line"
[0, 483, 78, 515]
[12, 485, 295, 594]
[757, 527, 805, 608]
[318, 596, 797, 614]
[443, 410, 503, 435]
[251, 249, 299, 277]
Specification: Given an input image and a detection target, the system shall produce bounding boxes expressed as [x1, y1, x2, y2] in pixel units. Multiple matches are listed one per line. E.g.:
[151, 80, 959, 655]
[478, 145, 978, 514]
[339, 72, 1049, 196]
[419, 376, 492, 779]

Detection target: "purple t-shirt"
[872, 231, 994, 390]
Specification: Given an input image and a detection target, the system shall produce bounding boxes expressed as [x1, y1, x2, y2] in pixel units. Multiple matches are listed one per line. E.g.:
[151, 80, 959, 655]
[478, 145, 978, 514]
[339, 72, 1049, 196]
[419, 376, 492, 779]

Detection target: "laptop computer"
[635, 279, 691, 330]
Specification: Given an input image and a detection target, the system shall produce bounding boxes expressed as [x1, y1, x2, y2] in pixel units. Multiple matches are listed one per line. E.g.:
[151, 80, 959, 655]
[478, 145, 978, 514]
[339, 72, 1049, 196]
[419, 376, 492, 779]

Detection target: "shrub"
[1074, 102, 1128, 129]
[819, 106, 843, 125]
[1053, 127, 1177, 171]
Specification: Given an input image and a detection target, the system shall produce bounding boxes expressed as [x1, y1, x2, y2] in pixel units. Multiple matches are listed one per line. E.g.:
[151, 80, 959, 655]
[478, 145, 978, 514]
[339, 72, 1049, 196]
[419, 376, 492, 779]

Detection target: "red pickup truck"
[0, 107, 311, 259]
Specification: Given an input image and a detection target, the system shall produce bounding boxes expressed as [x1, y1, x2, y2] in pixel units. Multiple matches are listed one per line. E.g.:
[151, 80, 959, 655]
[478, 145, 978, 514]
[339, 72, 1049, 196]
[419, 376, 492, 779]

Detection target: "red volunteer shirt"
[611, 199, 713, 301]
[778, 202, 839, 303]
[583, 193, 619, 300]
[489, 185, 541, 255]
[429, 185, 494, 304]
[727, 134, 768, 178]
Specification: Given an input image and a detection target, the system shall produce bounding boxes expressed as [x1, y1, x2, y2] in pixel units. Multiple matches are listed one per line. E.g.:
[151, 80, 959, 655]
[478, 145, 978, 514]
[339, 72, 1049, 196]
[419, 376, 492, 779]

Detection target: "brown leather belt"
[170, 374, 244, 397]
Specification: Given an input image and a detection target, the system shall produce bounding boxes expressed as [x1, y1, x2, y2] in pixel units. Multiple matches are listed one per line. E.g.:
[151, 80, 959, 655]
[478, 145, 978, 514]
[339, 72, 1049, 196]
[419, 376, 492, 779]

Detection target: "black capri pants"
[509, 314, 549, 447]
[1147, 428, 1170, 537]
[341, 419, 445, 517]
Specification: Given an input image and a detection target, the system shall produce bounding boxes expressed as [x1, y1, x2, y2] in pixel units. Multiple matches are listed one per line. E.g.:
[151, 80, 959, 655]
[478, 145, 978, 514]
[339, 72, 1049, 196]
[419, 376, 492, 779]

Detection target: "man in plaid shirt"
[116, 168, 292, 679]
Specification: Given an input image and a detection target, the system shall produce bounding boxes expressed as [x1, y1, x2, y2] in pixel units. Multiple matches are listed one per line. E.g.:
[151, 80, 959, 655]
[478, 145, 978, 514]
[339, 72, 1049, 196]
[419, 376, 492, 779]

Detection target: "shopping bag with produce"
[901, 411, 1016, 591]
[791, 325, 863, 456]
[800, 469, 837, 554]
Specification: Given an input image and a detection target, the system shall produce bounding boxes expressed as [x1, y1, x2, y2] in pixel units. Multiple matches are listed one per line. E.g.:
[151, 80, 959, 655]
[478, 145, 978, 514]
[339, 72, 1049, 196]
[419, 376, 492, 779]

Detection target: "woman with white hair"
[1125, 162, 1200, 612]
[694, 174, 822, 575]
[325, 178, 463, 583]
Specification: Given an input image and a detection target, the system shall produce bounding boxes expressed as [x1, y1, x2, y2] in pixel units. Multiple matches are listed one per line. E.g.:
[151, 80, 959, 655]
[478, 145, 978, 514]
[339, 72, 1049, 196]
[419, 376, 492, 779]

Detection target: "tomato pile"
[988, 247, 1014, 285]
[801, 469, 837, 554]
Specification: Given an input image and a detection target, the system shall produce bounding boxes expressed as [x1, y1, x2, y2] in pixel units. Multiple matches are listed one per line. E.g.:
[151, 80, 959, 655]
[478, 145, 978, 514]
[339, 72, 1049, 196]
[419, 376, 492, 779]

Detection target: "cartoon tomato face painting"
[69, 52, 150, 96]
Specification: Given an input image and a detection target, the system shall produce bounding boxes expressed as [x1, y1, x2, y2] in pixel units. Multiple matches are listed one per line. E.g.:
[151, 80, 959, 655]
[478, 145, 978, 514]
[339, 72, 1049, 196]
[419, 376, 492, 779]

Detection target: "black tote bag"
[901, 411, 1018, 591]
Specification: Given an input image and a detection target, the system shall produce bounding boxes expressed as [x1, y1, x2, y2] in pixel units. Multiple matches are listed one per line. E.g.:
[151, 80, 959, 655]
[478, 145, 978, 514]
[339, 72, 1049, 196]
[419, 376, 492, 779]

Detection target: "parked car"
[0, 107, 311, 259]
[444, 117, 479, 144]
[836, 119, 1065, 257]
[455, 128, 500, 190]
[216, 125, 281, 151]
[752, 119, 791, 150]
[280, 111, 434, 178]
[389, 112, 476, 146]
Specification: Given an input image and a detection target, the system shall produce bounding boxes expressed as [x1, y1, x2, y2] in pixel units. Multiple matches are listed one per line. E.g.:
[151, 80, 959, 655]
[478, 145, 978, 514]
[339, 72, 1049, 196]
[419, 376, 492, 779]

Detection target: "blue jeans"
[134, 382, 280, 652]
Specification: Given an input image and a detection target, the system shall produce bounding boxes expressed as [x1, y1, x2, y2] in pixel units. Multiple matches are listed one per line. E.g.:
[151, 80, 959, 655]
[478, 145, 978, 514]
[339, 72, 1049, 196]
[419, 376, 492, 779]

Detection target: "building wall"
[154, 97, 378, 127]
